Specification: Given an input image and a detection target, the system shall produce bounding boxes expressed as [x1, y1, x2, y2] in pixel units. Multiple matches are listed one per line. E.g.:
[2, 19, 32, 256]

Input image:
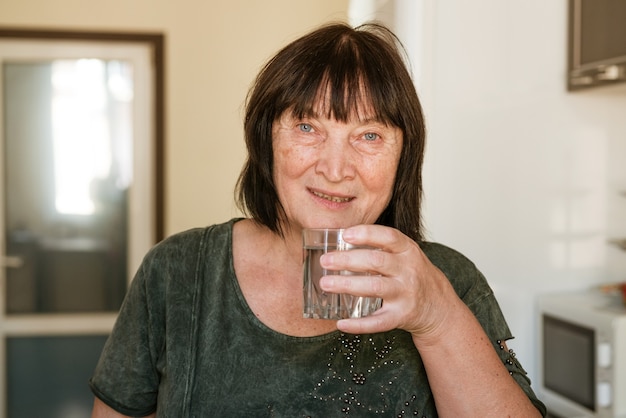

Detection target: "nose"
[314, 134, 356, 182]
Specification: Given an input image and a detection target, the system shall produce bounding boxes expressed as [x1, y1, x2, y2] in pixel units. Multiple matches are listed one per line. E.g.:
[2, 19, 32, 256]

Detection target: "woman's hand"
[319, 224, 543, 417]
[318, 224, 458, 340]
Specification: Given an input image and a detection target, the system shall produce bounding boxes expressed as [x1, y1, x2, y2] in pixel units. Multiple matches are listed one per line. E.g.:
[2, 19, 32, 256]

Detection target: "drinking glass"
[303, 228, 382, 319]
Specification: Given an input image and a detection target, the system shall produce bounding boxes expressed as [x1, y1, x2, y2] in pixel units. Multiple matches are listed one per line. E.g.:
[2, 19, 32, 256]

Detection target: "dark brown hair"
[236, 22, 426, 241]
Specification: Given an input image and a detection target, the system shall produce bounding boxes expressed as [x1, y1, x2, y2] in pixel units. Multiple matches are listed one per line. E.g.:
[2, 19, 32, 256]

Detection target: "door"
[0, 32, 163, 418]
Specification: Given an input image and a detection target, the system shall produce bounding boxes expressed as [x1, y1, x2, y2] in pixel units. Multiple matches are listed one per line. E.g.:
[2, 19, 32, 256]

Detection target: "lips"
[310, 189, 354, 203]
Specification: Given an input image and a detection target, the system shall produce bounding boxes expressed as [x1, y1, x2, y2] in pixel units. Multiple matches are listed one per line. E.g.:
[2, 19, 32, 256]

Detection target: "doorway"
[0, 29, 164, 418]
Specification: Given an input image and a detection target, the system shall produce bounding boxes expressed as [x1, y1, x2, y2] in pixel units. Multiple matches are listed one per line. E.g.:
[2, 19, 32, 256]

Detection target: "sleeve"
[422, 242, 547, 417]
[89, 248, 165, 417]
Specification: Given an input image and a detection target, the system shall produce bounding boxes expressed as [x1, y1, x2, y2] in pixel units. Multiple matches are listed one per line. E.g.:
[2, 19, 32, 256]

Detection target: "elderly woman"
[90, 22, 546, 417]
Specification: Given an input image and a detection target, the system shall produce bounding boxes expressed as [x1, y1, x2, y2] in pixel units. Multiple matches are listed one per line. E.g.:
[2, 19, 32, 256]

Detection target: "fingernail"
[320, 252, 333, 266]
[320, 276, 334, 289]
[342, 228, 355, 240]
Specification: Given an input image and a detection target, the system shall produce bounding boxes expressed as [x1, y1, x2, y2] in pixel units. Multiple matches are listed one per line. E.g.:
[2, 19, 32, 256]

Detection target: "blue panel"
[7, 335, 108, 418]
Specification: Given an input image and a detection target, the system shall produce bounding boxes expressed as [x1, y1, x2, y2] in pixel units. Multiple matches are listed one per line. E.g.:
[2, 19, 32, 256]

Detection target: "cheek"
[364, 159, 399, 195]
[274, 145, 310, 179]
[275, 143, 291, 162]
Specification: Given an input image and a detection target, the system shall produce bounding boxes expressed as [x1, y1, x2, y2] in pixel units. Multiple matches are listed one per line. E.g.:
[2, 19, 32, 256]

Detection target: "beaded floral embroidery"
[497, 339, 519, 376]
[309, 333, 426, 417]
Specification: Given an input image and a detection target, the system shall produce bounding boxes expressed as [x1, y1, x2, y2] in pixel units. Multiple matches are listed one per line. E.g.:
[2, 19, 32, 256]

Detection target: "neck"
[273, 225, 303, 265]
[243, 219, 303, 266]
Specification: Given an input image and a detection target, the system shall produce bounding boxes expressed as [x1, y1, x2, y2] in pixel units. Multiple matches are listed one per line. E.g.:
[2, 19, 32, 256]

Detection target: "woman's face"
[272, 104, 403, 232]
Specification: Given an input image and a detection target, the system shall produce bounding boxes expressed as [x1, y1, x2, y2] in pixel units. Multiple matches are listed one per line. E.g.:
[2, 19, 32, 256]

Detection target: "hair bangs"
[285, 37, 395, 126]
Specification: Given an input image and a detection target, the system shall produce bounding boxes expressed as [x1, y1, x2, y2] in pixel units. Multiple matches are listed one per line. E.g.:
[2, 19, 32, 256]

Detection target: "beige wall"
[0, 0, 349, 236]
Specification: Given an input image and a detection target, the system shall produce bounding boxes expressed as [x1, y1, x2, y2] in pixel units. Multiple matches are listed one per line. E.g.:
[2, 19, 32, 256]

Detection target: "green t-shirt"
[90, 219, 546, 417]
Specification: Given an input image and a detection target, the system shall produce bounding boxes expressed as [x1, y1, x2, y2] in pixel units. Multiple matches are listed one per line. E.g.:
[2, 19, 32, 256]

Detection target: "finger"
[336, 310, 397, 334]
[319, 273, 388, 298]
[342, 224, 417, 254]
[320, 247, 386, 274]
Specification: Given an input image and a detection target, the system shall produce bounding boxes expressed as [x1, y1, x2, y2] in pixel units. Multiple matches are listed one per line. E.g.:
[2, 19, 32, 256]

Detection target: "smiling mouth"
[311, 189, 354, 203]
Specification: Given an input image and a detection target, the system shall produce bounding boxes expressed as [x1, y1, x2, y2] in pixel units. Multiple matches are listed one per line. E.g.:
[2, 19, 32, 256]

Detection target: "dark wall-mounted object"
[568, 0, 626, 90]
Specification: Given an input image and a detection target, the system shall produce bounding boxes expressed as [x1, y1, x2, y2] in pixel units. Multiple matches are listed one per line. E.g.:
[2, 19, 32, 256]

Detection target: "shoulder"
[419, 241, 512, 337]
[418, 241, 478, 276]
[418, 241, 492, 303]
[145, 219, 239, 261]
[134, 219, 239, 285]
[126, 219, 241, 310]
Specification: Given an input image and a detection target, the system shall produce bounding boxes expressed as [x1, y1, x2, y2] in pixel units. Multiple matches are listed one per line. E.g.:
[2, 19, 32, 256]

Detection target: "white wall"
[388, 0, 626, 385]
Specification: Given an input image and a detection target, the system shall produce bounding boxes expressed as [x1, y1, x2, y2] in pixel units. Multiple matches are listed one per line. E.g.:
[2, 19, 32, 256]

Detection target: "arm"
[319, 225, 543, 417]
[410, 294, 541, 417]
[91, 397, 156, 418]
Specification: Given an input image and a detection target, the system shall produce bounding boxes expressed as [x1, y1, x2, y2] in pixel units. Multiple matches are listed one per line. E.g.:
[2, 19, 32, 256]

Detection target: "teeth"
[312, 190, 352, 203]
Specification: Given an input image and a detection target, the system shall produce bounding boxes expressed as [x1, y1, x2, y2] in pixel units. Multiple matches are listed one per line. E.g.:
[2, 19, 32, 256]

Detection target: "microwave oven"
[538, 291, 626, 418]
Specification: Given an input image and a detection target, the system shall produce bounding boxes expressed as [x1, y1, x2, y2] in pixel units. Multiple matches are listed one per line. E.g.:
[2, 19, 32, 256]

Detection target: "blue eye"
[364, 132, 379, 141]
[298, 123, 313, 133]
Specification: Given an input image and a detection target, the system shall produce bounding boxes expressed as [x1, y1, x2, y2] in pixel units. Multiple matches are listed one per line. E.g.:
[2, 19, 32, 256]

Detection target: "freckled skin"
[272, 109, 403, 233]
